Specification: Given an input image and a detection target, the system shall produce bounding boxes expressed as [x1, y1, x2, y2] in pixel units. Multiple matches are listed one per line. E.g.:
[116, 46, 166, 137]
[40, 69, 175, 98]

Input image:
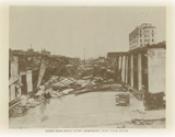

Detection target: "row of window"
[140, 39, 154, 43]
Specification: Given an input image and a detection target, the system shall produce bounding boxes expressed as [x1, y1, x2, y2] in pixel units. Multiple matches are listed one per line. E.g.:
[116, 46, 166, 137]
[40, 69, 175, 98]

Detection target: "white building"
[107, 23, 165, 109]
[129, 23, 156, 50]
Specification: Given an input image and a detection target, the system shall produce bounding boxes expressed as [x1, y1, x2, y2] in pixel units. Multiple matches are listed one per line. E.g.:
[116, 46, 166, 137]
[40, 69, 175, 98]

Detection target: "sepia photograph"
[8, 6, 166, 129]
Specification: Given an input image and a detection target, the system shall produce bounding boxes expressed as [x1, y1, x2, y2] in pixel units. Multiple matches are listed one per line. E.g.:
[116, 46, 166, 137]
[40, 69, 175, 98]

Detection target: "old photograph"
[9, 6, 166, 128]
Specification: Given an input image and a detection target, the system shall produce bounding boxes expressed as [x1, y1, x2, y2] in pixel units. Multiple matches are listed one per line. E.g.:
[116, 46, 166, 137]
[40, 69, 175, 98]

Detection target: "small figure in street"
[44, 88, 51, 103]
[40, 87, 51, 122]
[141, 85, 150, 110]
[20, 94, 28, 114]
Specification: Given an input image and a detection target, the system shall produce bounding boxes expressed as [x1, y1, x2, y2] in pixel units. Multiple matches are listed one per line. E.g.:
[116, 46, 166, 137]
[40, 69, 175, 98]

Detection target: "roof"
[129, 41, 166, 53]
[107, 52, 128, 58]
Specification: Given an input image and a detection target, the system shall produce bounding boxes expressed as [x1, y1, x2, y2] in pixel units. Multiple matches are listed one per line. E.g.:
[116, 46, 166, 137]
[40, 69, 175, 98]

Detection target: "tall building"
[107, 23, 165, 109]
[129, 23, 156, 50]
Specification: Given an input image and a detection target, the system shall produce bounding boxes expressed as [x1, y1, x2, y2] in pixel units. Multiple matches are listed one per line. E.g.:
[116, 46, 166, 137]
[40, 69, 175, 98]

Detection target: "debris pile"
[9, 95, 41, 117]
[9, 63, 121, 117]
[131, 118, 165, 126]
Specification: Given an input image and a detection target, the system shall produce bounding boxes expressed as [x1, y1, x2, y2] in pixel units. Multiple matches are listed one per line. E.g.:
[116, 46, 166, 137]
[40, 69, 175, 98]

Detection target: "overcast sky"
[10, 6, 166, 59]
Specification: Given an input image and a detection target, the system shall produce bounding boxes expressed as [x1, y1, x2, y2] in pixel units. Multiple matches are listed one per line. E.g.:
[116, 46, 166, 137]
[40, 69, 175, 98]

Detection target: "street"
[9, 90, 165, 128]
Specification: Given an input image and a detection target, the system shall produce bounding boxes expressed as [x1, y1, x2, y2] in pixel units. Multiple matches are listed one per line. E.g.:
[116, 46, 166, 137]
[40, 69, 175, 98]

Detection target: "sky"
[10, 6, 166, 59]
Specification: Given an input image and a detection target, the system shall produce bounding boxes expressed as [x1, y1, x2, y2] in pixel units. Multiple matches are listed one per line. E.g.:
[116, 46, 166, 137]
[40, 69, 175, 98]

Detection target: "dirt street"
[9, 90, 165, 128]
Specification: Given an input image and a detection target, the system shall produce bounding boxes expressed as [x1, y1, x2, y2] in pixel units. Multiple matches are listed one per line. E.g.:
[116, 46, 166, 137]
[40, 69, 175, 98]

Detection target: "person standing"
[40, 88, 51, 122]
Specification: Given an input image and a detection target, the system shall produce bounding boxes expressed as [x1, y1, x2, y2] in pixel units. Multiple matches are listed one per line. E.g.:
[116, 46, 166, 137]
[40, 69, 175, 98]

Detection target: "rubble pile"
[9, 95, 41, 117]
[130, 118, 165, 126]
[37, 63, 120, 96]
[37, 75, 118, 97]
[9, 64, 121, 117]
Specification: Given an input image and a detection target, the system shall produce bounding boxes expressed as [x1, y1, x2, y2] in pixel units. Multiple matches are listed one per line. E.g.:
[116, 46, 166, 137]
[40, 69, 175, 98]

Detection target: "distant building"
[95, 57, 106, 64]
[129, 23, 156, 50]
[107, 52, 127, 67]
[68, 57, 81, 66]
[107, 52, 127, 82]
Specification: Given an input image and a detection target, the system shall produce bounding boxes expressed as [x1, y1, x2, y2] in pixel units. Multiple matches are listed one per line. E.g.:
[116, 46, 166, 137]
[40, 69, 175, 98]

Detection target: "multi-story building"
[129, 23, 156, 50]
[107, 23, 165, 109]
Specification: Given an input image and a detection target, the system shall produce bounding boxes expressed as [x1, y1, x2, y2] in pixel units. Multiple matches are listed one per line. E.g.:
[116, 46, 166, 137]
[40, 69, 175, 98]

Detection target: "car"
[115, 92, 130, 106]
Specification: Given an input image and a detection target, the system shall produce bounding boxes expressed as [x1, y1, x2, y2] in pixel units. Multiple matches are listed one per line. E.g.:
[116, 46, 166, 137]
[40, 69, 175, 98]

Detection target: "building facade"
[107, 23, 165, 109]
[107, 52, 127, 82]
[9, 49, 41, 104]
[129, 23, 156, 50]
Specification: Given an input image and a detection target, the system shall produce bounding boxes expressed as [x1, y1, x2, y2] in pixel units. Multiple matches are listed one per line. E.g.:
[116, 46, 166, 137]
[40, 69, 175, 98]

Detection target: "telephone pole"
[83, 47, 85, 65]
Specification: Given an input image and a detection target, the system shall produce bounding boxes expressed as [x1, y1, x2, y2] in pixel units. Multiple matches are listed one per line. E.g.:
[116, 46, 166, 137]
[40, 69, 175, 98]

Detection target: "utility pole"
[30, 44, 33, 49]
[83, 47, 85, 65]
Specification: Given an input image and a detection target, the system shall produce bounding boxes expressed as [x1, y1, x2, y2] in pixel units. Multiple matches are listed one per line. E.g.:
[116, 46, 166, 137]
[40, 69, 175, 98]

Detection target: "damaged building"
[107, 23, 165, 109]
[9, 48, 81, 105]
[9, 49, 41, 104]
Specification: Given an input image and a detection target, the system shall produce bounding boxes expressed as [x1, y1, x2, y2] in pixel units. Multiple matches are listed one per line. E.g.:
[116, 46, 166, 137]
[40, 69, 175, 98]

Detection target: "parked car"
[115, 92, 130, 106]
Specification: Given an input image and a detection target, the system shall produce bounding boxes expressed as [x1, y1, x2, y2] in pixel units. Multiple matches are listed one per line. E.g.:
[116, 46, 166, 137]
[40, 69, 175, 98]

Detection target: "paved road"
[9, 91, 165, 128]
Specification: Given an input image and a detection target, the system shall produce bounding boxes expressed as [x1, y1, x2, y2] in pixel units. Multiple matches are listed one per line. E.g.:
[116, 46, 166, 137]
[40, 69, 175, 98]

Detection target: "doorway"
[21, 74, 27, 95]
